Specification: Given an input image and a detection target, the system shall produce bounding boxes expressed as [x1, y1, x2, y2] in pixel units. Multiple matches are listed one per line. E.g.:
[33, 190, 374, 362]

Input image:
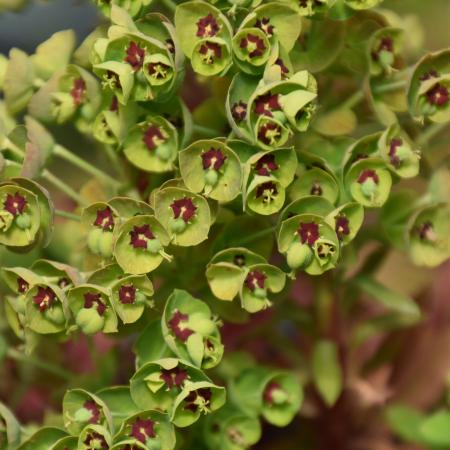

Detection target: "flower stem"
[7, 348, 72, 380]
[42, 170, 88, 206]
[55, 209, 81, 221]
[53, 144, 120, 188]
[234, 225, 278, 247]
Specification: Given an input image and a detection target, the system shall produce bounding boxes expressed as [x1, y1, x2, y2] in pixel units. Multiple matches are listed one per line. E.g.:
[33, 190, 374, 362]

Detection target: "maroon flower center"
[17, 277, 29, 294]
[3, 192, 27, 216]
[201, 148, 227, 170]
[83, 431, 108, 449]
[255, 17, 274, 37]
[297, 222, 320, 246]
[143, 125, 167, 151]
[129, 224, 155, 249]
[124, 41, 145, 71]
[258, 122, 282, 145]
[253, 92, 281, 117]
[255, 154, 278, 176]
[233, 254, 246, 267]
[93, 207, 114, 231]
[420, 69, 439, 81]
[240, 33, 266, 58]
[310, 182, 322, 196]
[147, 61, 171, 80]
[231, 101, 247, 122]
[184, 388, 212, 412]
[170, 198, 197, 222]
[244, 271, 266, 292]
[335, 215, 350, 240]
[388, 138, 403, 168]
[357, 169, 379, 184]
[84, 292, 107, 316]
[33, 286, 56, 312]
[118, 285, 136, 304]
[109, 96, 119, 112]
[84, 400, 101, 424]
[418, 221, 436, 242]
[160, 367, 188, 389]
[70, 78, 86, 106]
[131, 418, 156, 443]
[255, 181, 278, 203]
[196, 13, 220, 38]
[263, 381, 281, 405]
[426, 83, 449, 106]
[275, 58, 289, 76]
[168, 310, 194, 342]
[199, 42, 222, 63]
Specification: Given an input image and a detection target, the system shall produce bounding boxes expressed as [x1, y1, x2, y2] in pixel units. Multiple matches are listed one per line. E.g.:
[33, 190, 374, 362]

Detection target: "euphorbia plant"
[0, 0, 449, 449]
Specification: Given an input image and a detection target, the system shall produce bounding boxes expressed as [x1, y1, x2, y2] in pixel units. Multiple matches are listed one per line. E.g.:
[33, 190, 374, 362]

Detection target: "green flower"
[62, 389, 113, 436]
[368, 27, 404, 77]
[325, 202, 365, 245]
[162, 289, 223, 369]
[407, 204, 450, 268]
[154, 187, 211, 246]
[67, 284, 118, 335]
[278, 213, 340, 275]
[231, 367, 302, 426]
[179, 139, 243, 202]
[122, 116, 178, 172]
[77, 424, 112, 450]
[232, 28, 271, 74]
[113, 215, 171, 274]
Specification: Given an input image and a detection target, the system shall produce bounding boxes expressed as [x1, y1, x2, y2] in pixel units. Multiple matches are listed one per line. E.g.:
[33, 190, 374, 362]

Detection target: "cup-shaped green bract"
[114, 215, 171, 275]
[0, 184, 40, 248]
[62, 389, 114, 436]
[110, 440, 147, 450]
[289, 166, 339, 205]
[67, 284, 118, 334]
[232, 367, 302, 427]
[204, 407, 262, 450]
[239, 263, 286, 313]
[407, 49, 450, 123]
[378, 124, 420, 178]
[343, 132, 381, 170]
[108, 196, 154, 219]
[245, 175, 285, 215]
[130, 357, 210, 414]
[345, 158, 392, 208]
[245, 147, 297, 189]
[15, 427, 68, 450]
[175, 1, 233, 76]
[278, 213, 340, 275]
[95, 0, 153, 18]
[31, 259, 80, 291]
[161, 289, 223, 369]
[24, 283, 68, 334]
[83, 202, 119, 260]
[123, 116, 178, 172]
[115, 410, 176, 450]
[77, 424, 112, 450]
[345, 0, 382, 9]
[0, 403, 21, 449]
[154, 187, 211, 246]
[179, 139, 243, 203]
[407, 204, 450, 268]
[279, 195, 335, 224]
[326, 202, 365, 245]
[50, 436, 77, 450]
[206, 248, 266, 301]
[110, 274, 154, 324]
[368, 27, 404, 77]
[51, 65, 101, 125]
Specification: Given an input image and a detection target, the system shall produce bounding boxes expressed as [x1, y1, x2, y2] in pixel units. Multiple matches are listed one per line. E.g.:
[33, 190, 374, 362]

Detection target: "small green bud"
[74, 407, 93, 423]
[360, 178, 378, 199]
[76, 307, 105, 334]
[253, 287, 267, 299]
[270, 387, 289, 405]
[146, 238, 163, 254]
[134, 291, 147, 304]
[189, 312, 216, 335]
[155, 145, 172, 161]
[394, 145, 412, 162]
[97, 231, 114, 258]
[169, 217, 187, 234]
[15, 212, 31, 229]
[44, 306, 65, 325]
[286, 241, 313, 270]
[204, 169, 219, 187]
[87, 228, 103, 254]
[378, 50, 394, 69]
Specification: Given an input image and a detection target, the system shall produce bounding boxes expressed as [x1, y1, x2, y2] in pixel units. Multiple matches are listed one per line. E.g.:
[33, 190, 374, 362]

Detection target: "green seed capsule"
[155, 145, 172, 161]
[74, 407, 93, 423]
[15, 212, 31, 230]
[169, 217, 187, 234]
[270, 387, 288, 405]
[360, 178, 378, 199]
[76, 308, 105, 334]
[134, 291, 147, 304]
[204, 169, 219, 187]
[286, 241, 313, 270]
[97, 231, 114, 258]
[253, 287, 267, 299]
[87, 228, 103, 255]
[378, 50, 394, 69]
[44, 306, 66, 325]
[146, 238, 163, 254]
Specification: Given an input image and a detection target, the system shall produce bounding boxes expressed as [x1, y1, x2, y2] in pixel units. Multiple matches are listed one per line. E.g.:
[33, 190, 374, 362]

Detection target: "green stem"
[7, 348, 72, 380]
[55, 209, 81, 221]
[234, 225, 277, 247]
[416, 122, 449, 146]
[193, 124, 222, 138]
[53, 144, 120, 188]
[42, 170, 88, 206]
